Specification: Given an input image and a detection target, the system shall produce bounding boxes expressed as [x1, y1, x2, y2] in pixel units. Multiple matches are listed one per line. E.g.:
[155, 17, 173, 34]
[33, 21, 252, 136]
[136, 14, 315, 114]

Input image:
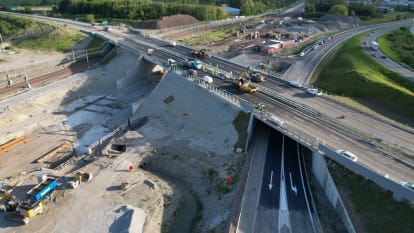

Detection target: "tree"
[85, 14, 95, 23]
[329, 4, 348, 16]
[24, 6, 32, 14]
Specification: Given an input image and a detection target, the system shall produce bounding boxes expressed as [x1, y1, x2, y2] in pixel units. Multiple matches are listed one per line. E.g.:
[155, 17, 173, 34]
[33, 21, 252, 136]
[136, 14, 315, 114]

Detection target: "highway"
[239, 122, 320, 233]
[1, 10, 414, 187]
[362, 26, 414, 82]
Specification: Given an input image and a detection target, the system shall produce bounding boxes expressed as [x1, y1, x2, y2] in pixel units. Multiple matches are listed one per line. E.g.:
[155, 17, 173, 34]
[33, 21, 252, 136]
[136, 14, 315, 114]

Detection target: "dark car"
[381, 55, 387, 59]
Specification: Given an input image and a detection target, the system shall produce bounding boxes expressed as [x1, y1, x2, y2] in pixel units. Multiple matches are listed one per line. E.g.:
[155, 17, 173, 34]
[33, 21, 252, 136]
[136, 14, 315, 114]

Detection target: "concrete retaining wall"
[312, 153, 357, 233]
[319, 144, 414, 202]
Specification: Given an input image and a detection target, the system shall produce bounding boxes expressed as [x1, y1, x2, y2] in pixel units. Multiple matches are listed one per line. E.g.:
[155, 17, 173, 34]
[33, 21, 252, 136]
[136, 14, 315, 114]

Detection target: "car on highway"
[167, 58, 176, 67]
[399, 182, 414, 191]
[381, 55, 387, 59]
[288, 81, 302, 88]
[202, 75, 213, 84]
[336, 150, 358, 162]
[307, 88, 322, 96]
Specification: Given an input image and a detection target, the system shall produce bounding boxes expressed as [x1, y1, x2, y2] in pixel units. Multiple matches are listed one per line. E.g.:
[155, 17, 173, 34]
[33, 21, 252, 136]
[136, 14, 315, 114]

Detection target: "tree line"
[57, 0, 227, 21]
[386, 27, 414, 69]
[305, 0, 385, 19]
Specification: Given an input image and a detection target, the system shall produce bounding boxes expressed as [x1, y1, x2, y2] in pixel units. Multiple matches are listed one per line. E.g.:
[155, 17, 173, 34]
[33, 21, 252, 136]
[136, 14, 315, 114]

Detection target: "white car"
[336, 150, 358, 162]
[288, 81, 302, 88]
[399, 182, 414, 191]
[307, 88, 322, 96]
[202, 76, 213, 84]
[167, 58, 176, 67]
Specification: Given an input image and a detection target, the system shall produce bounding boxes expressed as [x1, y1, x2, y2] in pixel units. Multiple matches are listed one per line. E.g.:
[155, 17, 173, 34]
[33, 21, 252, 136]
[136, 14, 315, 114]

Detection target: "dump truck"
[191, 49, 210, 58]
[233, 71, 257, 93]
[27, 177, 58, 202]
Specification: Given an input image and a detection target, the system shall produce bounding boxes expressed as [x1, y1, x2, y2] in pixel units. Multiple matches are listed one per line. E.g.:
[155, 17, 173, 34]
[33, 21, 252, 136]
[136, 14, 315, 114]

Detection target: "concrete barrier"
[319, 144, 414, 202]
[312, 153, 356, 233]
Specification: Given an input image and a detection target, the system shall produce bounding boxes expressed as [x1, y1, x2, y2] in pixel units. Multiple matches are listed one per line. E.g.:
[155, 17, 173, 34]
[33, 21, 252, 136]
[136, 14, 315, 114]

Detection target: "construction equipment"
[0, 136, 30, 154]
[1, 189, 43, 225]
[233, 71, 257, 93]
[184, 59, 203, 70]
[247, 68, 266, 82]
[191, 48, 210, 58]
[27, 177, 58, 202]
[69, 171, 93, 189]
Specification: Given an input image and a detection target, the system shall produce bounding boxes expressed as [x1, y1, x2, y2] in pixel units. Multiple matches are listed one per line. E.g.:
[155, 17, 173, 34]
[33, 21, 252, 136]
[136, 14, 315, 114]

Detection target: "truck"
[371, 41, 379, 51]
[27, 177, 58, 202]
[184, 59, 203, 70]
[192, 49, 210, 58]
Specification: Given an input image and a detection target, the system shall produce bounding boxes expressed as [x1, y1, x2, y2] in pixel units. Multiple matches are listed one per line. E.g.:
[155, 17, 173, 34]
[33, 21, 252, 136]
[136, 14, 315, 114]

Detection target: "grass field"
[0, 14, 86, 52]
[16, 30, 85, 52]
[328, 160, 414, 233]
[312, 33, 414, 124]
[179, 27, 235, 46]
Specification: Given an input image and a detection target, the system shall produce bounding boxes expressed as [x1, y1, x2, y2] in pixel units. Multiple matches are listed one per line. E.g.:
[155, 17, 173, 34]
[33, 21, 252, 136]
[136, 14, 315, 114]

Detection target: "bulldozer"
[233, 71, 257, 93]
[191, 48, 210, 58]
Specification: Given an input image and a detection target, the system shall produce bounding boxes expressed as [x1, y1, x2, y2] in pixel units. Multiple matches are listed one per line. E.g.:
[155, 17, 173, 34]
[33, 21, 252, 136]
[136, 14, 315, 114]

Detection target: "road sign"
[102, 20, 109, 25]
[11, 7, 17, 11]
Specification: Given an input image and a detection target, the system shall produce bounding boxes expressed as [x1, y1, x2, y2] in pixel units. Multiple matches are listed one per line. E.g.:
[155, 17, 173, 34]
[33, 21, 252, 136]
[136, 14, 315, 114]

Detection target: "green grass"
[232, 111, 249, 135]
[180, 27, 235, 46]
[312, 33, 414, 122]
[377, 32, 401, 63]
[16, 30, 85, 52]
[328, 160, 414, 233]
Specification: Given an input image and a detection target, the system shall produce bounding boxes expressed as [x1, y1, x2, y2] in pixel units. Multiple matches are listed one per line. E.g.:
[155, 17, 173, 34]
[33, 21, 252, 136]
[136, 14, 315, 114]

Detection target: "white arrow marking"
[289, 172, 297, 195]
[268, 170, 274, 191]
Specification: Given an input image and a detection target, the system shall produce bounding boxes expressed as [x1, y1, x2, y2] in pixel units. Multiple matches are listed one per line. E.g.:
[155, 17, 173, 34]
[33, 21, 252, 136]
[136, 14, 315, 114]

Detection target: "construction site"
[0, 12, 366, 233]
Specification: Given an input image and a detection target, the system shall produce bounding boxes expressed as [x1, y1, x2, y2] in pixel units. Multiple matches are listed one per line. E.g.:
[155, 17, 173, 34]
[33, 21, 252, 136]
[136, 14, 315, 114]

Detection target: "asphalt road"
[253, 127, 318, 233]
[362, 26, 414, 82]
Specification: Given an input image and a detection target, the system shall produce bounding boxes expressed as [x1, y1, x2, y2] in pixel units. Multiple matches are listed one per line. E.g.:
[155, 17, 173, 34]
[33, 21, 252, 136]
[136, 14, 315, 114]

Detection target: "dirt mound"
[319, 14, 361, 31]
[135, 14, 199, 29]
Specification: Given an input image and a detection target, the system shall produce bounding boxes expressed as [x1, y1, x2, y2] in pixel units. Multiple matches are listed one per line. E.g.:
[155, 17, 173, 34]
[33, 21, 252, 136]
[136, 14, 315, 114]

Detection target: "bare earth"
[0, 48, 243, 233]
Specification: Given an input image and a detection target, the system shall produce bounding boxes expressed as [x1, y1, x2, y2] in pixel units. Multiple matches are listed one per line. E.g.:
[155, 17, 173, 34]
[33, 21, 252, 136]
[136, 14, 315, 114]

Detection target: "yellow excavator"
[233, 71, 257, 93]
[191, 48, 210, 58]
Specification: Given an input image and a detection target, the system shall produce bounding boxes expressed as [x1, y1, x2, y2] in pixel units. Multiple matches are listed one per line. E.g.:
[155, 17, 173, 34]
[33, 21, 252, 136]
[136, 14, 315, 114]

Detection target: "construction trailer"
[27, 178, 58, 202]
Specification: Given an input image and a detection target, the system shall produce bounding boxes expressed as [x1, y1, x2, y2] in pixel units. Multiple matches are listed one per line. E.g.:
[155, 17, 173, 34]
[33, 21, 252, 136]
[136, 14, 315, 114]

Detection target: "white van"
[307, 88, 322, 96]
[288, 81, 302, 88]
[202, 76, 213, 84]
[336, 150, 358, 162]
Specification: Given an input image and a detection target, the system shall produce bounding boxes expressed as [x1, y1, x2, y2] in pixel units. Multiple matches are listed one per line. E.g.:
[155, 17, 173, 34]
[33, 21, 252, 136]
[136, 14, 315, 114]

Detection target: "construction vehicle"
[68, 171, 93, 189]
[233, 71, 257, 93]
[27, 177, 58, 202]
[191, 48, 210, 58]
[184, 59, 203, 70]
[247, 68, 266, 82]
[1, 189, 43, 225]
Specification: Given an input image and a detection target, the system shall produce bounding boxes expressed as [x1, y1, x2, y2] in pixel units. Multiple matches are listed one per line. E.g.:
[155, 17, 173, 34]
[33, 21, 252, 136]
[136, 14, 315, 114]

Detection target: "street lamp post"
[0, 33, 3, 51]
